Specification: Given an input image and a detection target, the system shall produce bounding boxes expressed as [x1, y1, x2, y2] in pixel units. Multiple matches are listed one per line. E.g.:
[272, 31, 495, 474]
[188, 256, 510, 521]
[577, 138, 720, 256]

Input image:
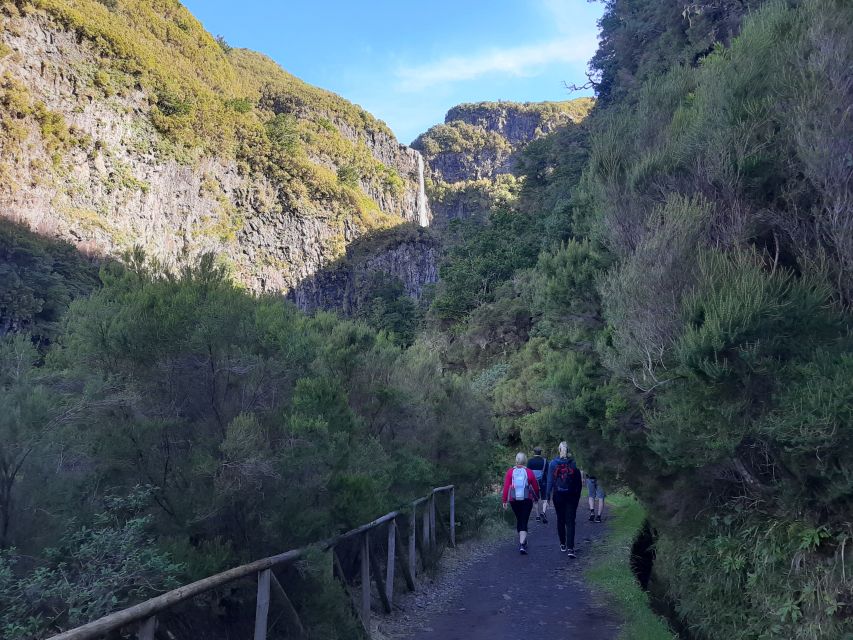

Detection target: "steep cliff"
[291, 224, 439, 313]
[292, 100, 596, 316]
[290, 101, 594, 314]
[412, 99, 592, 226]
[0, 0, 431, 293]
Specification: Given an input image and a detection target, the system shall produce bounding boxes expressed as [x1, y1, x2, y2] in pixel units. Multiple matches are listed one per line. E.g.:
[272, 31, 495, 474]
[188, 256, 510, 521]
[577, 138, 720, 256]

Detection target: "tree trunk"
[0, 475, 13, 548]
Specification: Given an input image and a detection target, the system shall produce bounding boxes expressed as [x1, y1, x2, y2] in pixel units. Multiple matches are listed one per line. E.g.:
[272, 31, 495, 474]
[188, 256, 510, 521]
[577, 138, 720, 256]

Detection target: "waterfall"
[416, 153, 429, 227]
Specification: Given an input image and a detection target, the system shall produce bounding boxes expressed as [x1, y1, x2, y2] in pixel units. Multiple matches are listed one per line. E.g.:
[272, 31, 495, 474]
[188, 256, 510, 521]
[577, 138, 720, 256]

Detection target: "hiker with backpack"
[501, 452, 541, 555]
[527, 446, 549, 525]
[543, 441, 583, 558]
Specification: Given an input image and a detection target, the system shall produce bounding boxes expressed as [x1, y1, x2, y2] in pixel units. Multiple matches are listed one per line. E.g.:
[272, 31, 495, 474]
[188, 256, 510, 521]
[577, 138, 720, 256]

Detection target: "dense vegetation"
[0, 223, 99, 342]
[444, 99, 594, 129]
[414, 120, 512, 158]
[423, 0, 853, 638]
[0, 239, 492, 638]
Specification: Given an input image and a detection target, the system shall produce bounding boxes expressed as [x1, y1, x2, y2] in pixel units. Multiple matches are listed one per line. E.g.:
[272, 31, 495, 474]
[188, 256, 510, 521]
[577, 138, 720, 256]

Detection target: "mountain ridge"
[0, 0, 429, 294]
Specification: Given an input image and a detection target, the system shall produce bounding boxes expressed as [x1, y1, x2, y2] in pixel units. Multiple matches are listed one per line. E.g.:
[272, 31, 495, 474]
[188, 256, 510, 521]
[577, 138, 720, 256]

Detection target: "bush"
[215, 35, 231, 53]
[336, 164, 360, 188]
[225, 97, 253, 113]
[598, 195, 710, 388]
[0, 488, 181, 640]
[0, 221, 98, 342]
[155, 88, 193, 118]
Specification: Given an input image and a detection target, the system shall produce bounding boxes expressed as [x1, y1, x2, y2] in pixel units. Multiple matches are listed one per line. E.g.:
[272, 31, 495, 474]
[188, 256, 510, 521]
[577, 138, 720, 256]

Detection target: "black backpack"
[553, 458, 580, 493]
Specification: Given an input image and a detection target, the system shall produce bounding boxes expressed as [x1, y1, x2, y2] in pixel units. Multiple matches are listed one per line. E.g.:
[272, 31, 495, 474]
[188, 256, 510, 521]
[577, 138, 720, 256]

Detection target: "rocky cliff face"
[291, 225, 439, 313]
[293, 100, 595, 314]
[411, 99, 593, 227]
[413, 100, 592, 183]
[444, 102, 581, 146]
[0, 3, 430, 294]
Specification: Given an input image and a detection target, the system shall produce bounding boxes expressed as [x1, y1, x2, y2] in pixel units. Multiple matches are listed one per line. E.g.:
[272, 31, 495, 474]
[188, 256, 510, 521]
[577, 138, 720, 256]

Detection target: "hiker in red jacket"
[501, 452, 541, 555]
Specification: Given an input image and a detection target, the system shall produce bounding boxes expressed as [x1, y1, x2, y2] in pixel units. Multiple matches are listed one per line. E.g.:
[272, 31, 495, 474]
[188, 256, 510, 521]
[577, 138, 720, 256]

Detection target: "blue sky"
[182, 1, 603, 144]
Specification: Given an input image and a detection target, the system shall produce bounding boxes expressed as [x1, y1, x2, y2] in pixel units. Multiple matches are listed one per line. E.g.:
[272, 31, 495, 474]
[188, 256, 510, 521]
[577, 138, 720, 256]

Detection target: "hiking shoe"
[519, 544, 527, 555]
[541, 514, 548, 524]
[560, 544, 567, 552]
[589, 512, 595, 521]
[567, 548, 577, 558]
[595, 515, 602, 523]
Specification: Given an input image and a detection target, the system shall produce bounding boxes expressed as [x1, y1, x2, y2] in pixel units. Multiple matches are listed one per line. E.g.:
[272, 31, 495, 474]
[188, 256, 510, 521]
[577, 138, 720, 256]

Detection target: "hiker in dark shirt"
[527, 446, 549, 525]
[543, 441, 583, 558]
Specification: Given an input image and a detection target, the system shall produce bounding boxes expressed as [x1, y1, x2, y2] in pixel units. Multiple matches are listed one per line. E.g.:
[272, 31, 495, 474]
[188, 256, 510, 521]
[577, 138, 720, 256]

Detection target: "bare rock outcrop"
[0, 9, 431, 294]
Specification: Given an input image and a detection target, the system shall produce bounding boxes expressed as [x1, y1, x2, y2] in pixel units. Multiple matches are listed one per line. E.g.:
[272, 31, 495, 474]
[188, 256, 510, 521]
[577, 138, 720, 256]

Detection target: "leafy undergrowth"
[586, 493, 674, 640]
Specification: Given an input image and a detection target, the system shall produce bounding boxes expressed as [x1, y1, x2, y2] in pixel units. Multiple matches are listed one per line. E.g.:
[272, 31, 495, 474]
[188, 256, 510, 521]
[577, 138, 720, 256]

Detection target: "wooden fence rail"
[45, 485, 456, 640]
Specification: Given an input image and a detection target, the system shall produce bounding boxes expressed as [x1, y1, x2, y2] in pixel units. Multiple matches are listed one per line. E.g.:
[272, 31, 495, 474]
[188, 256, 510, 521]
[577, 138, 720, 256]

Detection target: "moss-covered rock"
[412, 99, 592, 227]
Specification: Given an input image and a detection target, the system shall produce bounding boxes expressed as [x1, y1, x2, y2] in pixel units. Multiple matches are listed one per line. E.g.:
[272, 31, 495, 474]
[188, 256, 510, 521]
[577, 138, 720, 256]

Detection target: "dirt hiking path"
[390, 508, 622, 639]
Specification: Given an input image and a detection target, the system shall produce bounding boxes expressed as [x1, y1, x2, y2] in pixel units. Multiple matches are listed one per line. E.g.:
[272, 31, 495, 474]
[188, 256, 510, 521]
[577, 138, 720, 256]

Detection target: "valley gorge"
[2, 1, 852, 640]
[0, 0, 590, 321]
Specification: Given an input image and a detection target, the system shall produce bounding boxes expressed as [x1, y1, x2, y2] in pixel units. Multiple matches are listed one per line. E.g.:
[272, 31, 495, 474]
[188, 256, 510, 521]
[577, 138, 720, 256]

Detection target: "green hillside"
[1, 0, 418, 278]
[424, 0, 853, 638]
[22, 0, 392, 153]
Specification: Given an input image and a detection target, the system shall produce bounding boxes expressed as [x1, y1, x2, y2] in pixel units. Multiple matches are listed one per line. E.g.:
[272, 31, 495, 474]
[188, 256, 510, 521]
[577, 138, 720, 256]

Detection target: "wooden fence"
[45, 485, 456, 640]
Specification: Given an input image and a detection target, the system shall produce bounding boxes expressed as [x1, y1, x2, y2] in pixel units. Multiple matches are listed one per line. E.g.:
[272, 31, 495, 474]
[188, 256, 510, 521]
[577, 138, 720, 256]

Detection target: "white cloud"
[395, 35, 597, 92]
[540, 0, 587, 35]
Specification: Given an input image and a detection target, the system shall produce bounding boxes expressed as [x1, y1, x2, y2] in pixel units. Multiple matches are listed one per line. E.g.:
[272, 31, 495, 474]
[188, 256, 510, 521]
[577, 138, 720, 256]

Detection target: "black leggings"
[553, 492, 581, 547]
[510, 499, 533, 532]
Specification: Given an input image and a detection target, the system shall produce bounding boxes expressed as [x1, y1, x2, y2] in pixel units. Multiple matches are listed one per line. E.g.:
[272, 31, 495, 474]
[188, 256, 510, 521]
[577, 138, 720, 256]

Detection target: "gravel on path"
[374, 506, 622, 640]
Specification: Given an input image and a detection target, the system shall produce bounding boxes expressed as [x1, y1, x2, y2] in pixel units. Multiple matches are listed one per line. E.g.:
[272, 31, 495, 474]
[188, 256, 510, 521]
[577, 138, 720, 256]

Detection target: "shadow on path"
[404, 510, 622, 639]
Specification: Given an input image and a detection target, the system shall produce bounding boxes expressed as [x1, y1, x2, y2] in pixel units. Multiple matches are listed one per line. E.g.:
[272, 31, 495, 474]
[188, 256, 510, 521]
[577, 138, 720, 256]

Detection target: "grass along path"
[587, 493, 676, 640]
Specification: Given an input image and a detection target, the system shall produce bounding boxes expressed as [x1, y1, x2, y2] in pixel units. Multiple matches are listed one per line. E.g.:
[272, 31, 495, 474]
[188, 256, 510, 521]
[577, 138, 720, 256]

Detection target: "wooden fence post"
[361, 532, 371, 625]
[408, 505, 417, 584]
[449, 487, 456, 548]
[137, 617, 157, 640]
[429, 494, 436, 549]
[386, 519, 396, 607]
[369, 541, 392, 614]
[421, 502, 430, 558]
[254, 569, 271, 640]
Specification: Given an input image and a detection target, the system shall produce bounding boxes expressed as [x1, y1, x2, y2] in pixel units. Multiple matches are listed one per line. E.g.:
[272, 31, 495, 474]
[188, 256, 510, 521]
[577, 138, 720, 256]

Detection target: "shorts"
[532, 475, 545, 499]
[587, 478, 605, 499]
